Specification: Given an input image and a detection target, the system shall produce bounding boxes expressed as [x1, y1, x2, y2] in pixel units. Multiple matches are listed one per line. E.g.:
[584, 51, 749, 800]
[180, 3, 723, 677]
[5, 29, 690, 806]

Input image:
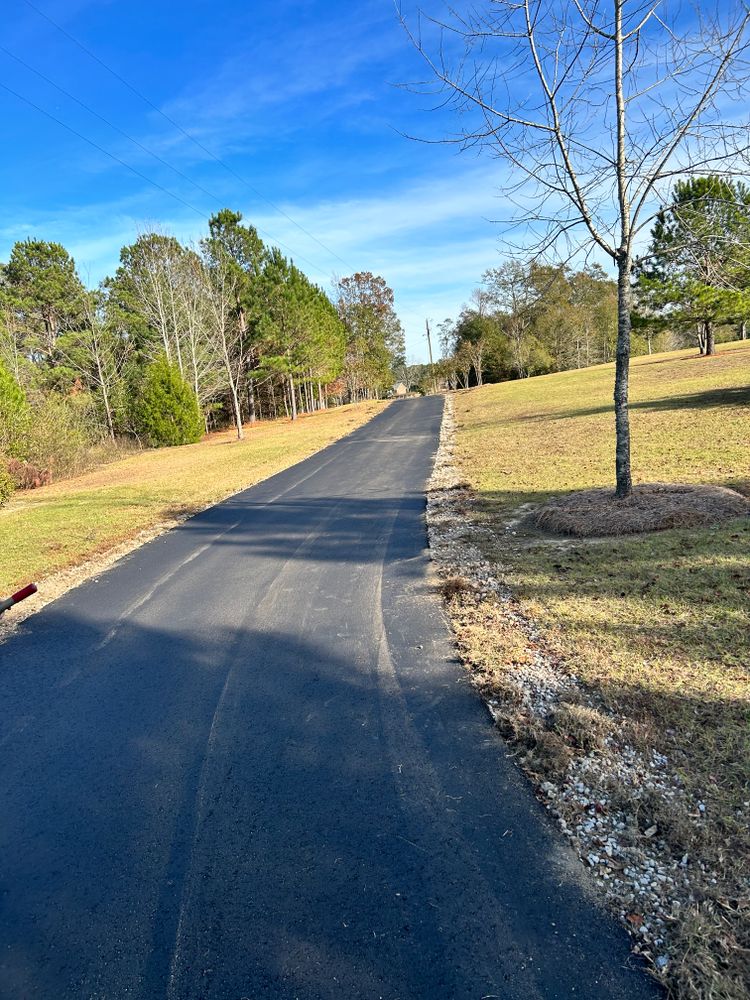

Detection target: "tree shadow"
[142, 490, 434, 567]
[468, 384, 750, 428]
[471, 489, 749, 828]
[0, 609, 658, 1000]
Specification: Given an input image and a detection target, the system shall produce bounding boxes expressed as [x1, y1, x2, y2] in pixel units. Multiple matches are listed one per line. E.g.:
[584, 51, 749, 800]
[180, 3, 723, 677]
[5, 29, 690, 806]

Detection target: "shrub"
[133, 357, 204, 447]
[6, 458, 51, 490]
[0, 460, 14, 506]
[25, 392, 98, 481]
[0, 360, 31, 459]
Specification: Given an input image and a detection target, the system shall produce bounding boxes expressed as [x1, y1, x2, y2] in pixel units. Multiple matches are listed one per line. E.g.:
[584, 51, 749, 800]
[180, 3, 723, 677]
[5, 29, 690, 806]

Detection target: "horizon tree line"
[435, 174, 750, 391]
[0, 209, 405, 500]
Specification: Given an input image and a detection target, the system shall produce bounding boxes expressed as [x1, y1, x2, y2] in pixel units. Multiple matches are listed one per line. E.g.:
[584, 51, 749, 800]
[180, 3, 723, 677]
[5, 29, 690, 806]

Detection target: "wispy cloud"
[0, 157, 509, 359]
[135, 7, 408, 164]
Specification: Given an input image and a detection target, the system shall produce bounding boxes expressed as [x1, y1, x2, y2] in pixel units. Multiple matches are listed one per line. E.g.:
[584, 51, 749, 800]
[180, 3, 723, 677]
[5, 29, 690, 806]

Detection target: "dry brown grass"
[550, 701, 614, 753]
[0, 401, 387, 594]
[439, 575, 475, 600]
[530, 482, 750, 537]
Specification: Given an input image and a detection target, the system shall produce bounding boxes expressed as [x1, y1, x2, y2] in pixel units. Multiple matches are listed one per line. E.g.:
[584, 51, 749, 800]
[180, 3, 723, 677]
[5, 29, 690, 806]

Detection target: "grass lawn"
[452, 340, 750, 997]
[0, 401, 387, 595]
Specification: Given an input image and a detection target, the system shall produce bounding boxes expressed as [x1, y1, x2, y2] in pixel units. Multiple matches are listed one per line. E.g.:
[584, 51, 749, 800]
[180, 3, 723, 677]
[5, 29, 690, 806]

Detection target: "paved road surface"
[0, 397, 658, 999]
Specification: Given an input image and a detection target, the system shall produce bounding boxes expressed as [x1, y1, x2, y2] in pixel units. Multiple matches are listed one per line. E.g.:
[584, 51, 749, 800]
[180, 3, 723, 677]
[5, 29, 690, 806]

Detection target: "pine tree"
[133, 356, 204, 447]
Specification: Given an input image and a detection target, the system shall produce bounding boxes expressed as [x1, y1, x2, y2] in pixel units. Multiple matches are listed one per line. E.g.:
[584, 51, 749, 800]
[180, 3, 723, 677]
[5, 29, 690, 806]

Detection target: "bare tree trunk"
[614, 255, 633, 499]
[698, 322, 707, 355]
[105, 399, 116, 442]
[740, 320, 747, 340]
[229, 382, 244, 440]
[705, 319, 716, 356]
[282, 381, 289, 419]
[96, 355, 116, 442]
[613, 2, 633, 501]
[289, 373, 298, 420]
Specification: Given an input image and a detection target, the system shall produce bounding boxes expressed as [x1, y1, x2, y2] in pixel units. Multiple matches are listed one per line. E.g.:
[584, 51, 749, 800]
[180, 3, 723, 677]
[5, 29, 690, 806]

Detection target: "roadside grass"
[0, 401, 387, 594]
[451, 341, 750, 998]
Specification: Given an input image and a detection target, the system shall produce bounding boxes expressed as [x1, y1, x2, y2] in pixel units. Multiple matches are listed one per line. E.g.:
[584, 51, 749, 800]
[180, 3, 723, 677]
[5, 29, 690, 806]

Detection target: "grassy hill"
[450, 341, 749, 997]
[0, 401, 387, 597]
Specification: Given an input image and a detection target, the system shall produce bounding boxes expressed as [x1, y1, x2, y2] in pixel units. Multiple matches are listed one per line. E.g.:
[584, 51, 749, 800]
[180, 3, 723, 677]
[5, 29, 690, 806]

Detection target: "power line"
[14, 0, 432, 344]
[2, 75, 428, 351]
[0, 81, 333, 283]
[22, 0, 357, 273]
[1, 45, 222, 206]
[0, 47, 331, 279]
[0, 81, 207, 221]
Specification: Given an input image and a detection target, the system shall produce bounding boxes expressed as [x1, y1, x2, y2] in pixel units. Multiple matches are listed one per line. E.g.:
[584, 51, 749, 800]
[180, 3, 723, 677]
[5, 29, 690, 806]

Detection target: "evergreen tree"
[133, 356, 204, 447]
[636, 177, 750, 355]
[336, 272, 405, 400]
[3, 239, 84, 362]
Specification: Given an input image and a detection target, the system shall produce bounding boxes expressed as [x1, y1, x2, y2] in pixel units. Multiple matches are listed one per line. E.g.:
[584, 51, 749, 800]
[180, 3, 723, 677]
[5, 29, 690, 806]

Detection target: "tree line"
[0, 209, 405, 501]
[435, 176, 750, 390]
[404, 0, 750, 497]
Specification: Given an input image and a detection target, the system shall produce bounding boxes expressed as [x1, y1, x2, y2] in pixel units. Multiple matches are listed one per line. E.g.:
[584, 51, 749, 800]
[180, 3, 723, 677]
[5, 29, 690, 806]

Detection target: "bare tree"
[123, 231, 186, 370]
[60, 292, 132, 441]
[174, 250, 224, 419]
[484, 262, 537, 378]
[455, 340, 474, 388]
[202, 255, 246, 440]
[402, 1, 750, 496]
[467, 336, 487, 386]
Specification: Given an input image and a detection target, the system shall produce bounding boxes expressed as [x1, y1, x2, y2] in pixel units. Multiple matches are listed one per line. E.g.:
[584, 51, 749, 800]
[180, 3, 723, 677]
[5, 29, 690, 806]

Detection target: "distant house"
[392, 381, 409, 397]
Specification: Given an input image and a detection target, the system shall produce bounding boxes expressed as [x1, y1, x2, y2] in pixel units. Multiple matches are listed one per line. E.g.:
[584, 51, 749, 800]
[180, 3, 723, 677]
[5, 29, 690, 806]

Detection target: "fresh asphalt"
[0, 396, 659, 1000]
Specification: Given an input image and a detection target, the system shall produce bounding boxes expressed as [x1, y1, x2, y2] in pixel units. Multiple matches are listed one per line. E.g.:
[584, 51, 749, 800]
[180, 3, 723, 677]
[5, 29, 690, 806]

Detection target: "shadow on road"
[0, 607, 657, 1000]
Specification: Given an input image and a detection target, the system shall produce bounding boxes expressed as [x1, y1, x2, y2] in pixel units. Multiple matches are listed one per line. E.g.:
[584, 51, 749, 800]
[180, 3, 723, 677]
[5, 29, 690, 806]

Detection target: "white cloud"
[0, 158, 512, 361]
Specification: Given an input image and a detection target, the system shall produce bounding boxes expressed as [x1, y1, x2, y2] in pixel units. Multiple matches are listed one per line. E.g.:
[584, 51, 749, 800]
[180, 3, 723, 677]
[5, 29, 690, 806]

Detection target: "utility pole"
[425, 319, 437, 394]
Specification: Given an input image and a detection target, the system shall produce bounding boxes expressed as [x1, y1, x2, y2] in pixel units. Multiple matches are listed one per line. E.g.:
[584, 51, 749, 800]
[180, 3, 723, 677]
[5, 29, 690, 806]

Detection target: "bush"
[25, 392, 99, 481]
[0, 460, 14, 506]
[133, 356, 204, 447]
[6, 458, 51, 490]
[0, 360, 31, 459]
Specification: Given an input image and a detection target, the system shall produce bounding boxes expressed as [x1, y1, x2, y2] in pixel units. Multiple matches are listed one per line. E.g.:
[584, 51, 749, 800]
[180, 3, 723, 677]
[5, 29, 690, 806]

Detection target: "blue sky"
[0, 0, 512, 362]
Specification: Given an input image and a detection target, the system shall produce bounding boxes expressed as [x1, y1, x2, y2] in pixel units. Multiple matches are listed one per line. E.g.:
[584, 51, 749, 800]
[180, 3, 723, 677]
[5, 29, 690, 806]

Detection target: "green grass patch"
[453, 341, 750, 997]
[0, 402, 387, 593]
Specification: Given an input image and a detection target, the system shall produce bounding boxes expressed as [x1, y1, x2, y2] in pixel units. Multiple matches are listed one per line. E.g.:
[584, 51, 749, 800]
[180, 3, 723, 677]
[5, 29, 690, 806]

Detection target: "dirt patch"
[529, 482, 750, 537]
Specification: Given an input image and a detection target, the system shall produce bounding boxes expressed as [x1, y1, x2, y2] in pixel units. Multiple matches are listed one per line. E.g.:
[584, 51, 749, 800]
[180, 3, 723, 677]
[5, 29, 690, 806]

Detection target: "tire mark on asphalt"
[367, 510, 544, 1000]
[157, 493, 366, 1000]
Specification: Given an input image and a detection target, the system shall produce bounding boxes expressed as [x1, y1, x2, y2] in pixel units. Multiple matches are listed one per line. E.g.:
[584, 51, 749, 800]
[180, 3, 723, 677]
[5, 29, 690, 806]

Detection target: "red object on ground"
[0, 583, 38, 614]
[11, 583, 37, 603]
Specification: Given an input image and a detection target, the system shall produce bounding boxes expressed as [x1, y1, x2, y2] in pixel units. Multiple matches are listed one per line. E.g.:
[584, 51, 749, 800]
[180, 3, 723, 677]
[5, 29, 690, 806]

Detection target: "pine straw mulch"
[528, 483, 750, 538]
